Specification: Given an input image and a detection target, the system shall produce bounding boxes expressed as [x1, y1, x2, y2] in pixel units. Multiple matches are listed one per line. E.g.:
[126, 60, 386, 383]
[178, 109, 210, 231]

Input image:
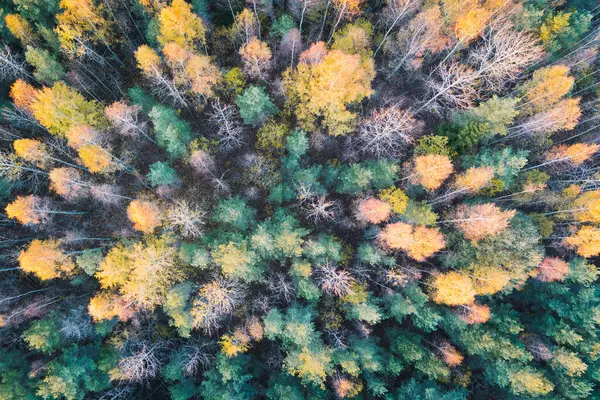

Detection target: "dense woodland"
[0, 0, 600, 398]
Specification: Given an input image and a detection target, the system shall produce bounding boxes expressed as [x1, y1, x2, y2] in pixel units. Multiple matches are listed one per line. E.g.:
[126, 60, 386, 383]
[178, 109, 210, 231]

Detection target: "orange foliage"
[13, 139, 48, 168]
[573, 189, 600, 224]
[18, 239, 75, 280]
[239, 38, 272, 79]
[357, 198, 391, 224]
[453, 166, 495, 193]
[564, 226, 600, 258]
[10, 79, 37, 113]
[332, 0, 364, 19]
[49, 167, 87, 199]
[535, 257, 570, 282]
[439, 341, 464, 366]
[547, 143, 600, 167]
[333, 377, 363, 398]
[127, 199, 162, 233]
[379, 222, 446, 261]
[78, 144, 113, 174]
[88, 292, 136, 322]
[66, 125, 101, 150]
[452, 203, 516, 241]
[409, 154, 454, 190]
[5, 195, 43, 225]
[429, 271, 476, 306]
[459, 303, 491, 324]
[186, 55, 221, 97]
[299, 42, 328, 65]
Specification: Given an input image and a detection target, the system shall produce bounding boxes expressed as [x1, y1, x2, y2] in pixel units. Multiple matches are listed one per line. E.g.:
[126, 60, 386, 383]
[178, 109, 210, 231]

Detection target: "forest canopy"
[0, 0, 600, 399]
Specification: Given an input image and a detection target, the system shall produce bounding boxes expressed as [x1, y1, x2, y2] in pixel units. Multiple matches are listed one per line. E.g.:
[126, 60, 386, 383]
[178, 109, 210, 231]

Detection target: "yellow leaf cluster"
[522, 65, 574, 113]
[452, 203, 516, 241]
[378, 187, 408, 214]
[547, 143, 600, 166]
[564, 226, 600, 258]
[10, 79, 37, 113]
[78, 144, 113, 174]
[379, 222, 446, 261]
[357, 198, 391, 224]
[127, 199, 162, 233]
[573, 189, 600, 224]
[6, 195, 41, 225]
[157, 0, 206, 50]
[454, 166, 495, 193]
[18, 239, 75, 280]
[410, 154, 454, 190]
[429, 271, 476, 306]
[13, 139, 48, 168]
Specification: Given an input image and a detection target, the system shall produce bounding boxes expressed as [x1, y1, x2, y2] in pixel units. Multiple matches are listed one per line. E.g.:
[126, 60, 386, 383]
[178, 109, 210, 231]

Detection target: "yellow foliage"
[135, 45, 162, 76]
[287, 347, 331, 388]
[30, 82, 106, 136]
[454, 7, 491, 42]
[459, 303, 491, 324]
[573, 189, 600, 224]
[157, 0, 206, 49]
[56, 0, 113, 55]
[378, 187, 408, 214]
[78, 144, 113, 174]
[285, 48, 375, 136]
[88, 292, 135, 322]
[5, 14, 34, 45]
[6, 195, 41, 225]
[332, 0, 364, 18]
[430, 271, 476, 306]
[127, 199, 162, 233]
[379, 222, 446, 261]
[564, 226, 600, 258]
[186, 54, 221, 97]
[410, 154, 454, 190]
[522, 65, 574, 113]
[470, 265, 510, 295]
[540, 12, 571, 44]
[239, 38, 272, 79]
[553, 348, 588, 377]
[18, 239, 75, 280]
[454, 166, 495, 193]
[219, 332, 250, 358]
[10, 79, 37, 113]
[547, 143, 600, 166]
[508, 369, 553, 396]
[13, 139, 48, 168]
[49, 167, 86, 199]
[66, 125, 101, 150]
[211, 242, 253, 278]
[439, 342, 464, 366]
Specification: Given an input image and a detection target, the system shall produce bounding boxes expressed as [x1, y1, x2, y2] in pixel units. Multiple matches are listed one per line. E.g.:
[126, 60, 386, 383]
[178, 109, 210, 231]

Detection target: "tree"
[77, 144, 115, 174]
[105, 101, 149, 139]
[356, 106, 418, 158]
[450, 203, 516, 241]
[545, 143, 599, 168]
[378, 186, 408, 214]
[24, 47, 64, 84]
[30, 82, 107, 137]
[49, 167, 88, 199]
[236, 85, 279, 126]
[5, 195, 49, 225]
[18, 239, 75, 280]
[127, 199, 162, 233]
[157, 0, 206, 49]
[94, 236, 181, 311]
[356, 198, 391, 224]
[13, 138, 48, 168]
[148, 105, 192, 159]
[239, 38, 272, 79]
[167, 201, 205, 239]
[540, 11, 592, 55]
[520, 65, 575, 114]
[284, 346, 333, 388]
[55, 0, 114, 56]
[147, 161, 180, 187]
[535, 257, 570, 282]
[208, 100, 245, 151]
[5, 14, 36, 45]
[9, 78, 37, 113]
[408, 154, 454, 190]
[23, 316, 61, 353]
[379, 222, 446, 261]
[564, 226, 600, 258]
[284, 46, 375, 136]
[429, 271, 476, 306]
[191, 279, 244, 334]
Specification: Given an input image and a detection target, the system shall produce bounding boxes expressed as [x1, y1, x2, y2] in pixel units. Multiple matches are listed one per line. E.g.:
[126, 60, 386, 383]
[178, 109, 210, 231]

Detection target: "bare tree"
[166, 201, 205, 239]
[469, 22, 544, 91]
[423, 61, 480, 111]
[267, 272, 297, 303]
[317, 262, 356, 298]
[356, 106, 420, 158]
[116, 341, 163, 382]
[0, 46, 29, 81]
[375, 0, 423, 56]
[191, 279, 245, 335]
[279, 28, 303, 68]
[105, 101, 150, 140]
[208, 100, 245, 152]
[302, 195, 342, 224]
[60, 306, 95, 341]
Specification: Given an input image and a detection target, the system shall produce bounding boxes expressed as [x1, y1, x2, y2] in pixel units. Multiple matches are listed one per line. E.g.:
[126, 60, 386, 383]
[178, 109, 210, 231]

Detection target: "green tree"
[25, 47, 64, 84]
[236, 85, 279, 126]
[148, 105, 192, 159]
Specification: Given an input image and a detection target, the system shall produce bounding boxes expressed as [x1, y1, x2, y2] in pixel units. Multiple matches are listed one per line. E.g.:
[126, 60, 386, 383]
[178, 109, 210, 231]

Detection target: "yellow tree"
[157, 0, 206, 50]
[429, 271, 476, 306]
[545, 143, 600, 168]
[127, 199, 162, 233]
[78, 144, 114, 174]
[438, 341, 464, 367]
[18, 239, 75, 280]
[356, 198, 391, 224]
[13, 139, 48, 168]
[94, 236, 181, 312]
[450, 203, 516, 241]
[454, 7, 491, 43]
[55, 0, 114, 56]
[6, 195, 45, 225]
[284, 46, 375, 136]
[564, 226, 600, 258]
[66, 125, 102, 150]
[458, 302, 491, 324]
[10, 79, 37, 113]
[88, 292, 136, 322]
[453, 166, 495, 193]
[470, 265, 510, 295]
[521, 65, 574, 114]
[5, 14, 36, 45]
[378, 187, 408, 214]
[408, 154, 454, 190]
[379, 222, 446, 261]
[30, 82, 107, 137]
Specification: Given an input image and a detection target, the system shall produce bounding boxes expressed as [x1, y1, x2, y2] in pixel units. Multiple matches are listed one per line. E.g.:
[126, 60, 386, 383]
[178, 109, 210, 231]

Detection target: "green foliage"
[211, 196, 256, 231]
[270, 14, 295, 37]
[164, 281, 195, 337]
[541, 11, 592, 56]
[25, 47, 64, 84]
[414, 135, 455, 157]
[147, 161, 180, 187]
[236, 86, 279, 126]
[148, 105, 192, 159]
[461, 147, 528, 189]
[437, 121, 492, 154]
[76, 248, 103, 275]
[23, 316, 61, 354]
